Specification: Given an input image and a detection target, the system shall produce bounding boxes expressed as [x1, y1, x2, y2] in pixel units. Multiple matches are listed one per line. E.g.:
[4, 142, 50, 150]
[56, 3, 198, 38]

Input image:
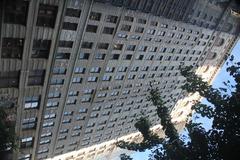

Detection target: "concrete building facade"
[0, 0, 239, 159]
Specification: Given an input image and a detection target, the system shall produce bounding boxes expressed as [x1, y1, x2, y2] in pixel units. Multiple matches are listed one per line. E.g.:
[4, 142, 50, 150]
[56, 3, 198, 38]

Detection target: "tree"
[117, 57, 240, 160]
[0, 97, 18, 158]
[120, 153, 133, 160]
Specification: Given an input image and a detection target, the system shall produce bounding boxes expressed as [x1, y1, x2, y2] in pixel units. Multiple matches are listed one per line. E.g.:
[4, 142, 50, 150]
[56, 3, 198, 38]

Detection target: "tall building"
[0, 0, 239, 160]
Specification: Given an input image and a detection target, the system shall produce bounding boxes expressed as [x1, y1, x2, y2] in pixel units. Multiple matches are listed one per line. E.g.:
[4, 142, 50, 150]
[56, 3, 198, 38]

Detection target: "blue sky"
[130, 40, 240, 160]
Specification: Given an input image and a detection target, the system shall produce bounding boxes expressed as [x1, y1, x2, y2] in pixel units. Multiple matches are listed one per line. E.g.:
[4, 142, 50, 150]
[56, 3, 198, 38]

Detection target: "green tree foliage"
[117, 57, 240, 160]
[120, 153, 133, 160]
[0, 108, 17, 152]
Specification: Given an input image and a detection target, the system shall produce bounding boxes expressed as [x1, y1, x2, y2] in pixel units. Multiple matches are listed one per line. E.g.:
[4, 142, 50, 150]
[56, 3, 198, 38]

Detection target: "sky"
[130, 40, 240, 160]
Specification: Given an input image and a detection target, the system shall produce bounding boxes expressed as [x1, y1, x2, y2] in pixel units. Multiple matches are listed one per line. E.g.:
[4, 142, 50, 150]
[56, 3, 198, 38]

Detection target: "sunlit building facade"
[0, 0, 239, 159]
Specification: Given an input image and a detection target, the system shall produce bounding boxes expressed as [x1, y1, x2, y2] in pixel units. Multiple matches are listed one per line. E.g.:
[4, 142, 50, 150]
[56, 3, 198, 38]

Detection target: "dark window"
[113, 44, 123, 50]
[21, 137, 33, 148]
[79, 53, 90, 60]
[105, 15, 118, 23]
[102, 27, 114, 34]
[65, 8, 81, 17]
[55, 53, 70, 59]
[125, 54, 132, 60]
[0, 71, 20, 88]
[37, 4, 58, 28]
[135, 27, 144, 33]
[28, 70, 45, 86]
[2, 38, 24, 59]
[98, 43, 109, 50]
[59, 41, 73, 48]
[111, 54, 120, 60]
[95, 53, 106, 60]
[89, 12, 101, 21]
[121, 25, 131, 31]
[126, 45, 136, 51]
[62, 22, 78, 30]
[4, 1, 29, 25]
[124, 16, 134, 22]
[86, 25, 98, 33]
[32, 40, 51, 58]
[81, 42, 93, 49]
[137, 18, 146, 24]
[50, 78, 64, 85]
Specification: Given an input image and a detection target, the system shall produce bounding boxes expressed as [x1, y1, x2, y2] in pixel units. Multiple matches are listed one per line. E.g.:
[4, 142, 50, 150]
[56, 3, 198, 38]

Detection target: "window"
[126, 45, 136, 51]
[90, 67, 101, 73]
[0, 71, 20, 88]
[4, 1, 29, 25]
[66, 99, 76, 105]
[160, 24, 168, 28]
[62, 22, 78, 30]
[74, 126, 82, 130]
[138, 46, 147, 52]
[157, 31, 165, 36]
[52, 67, 66, 75]
[111, 54, 119, 60]
[48, 91, 61, 98]
[95, 53, 106, 60]
[65, 8, 81, 17]
[28, 70, 45, 86]
[124, 16, 134, 22]
[44, 113, 56, 119]
[115, 75, 124, 80]
[118, 66, 127, 72]
[2, 38, 24, 59]
[40, 139, 50, 145]
[46, 101, 59, 108]
[62, 119, 71, 124]
[89, 12, 101, 21]
[105, 15, 118, 23]
[113, 44, 123, 50]
[81, 42, 93, 49]
[136, 55, 144, 60]
[130, 66, 139, 72]
[102, 75, 111, 81]
[37, 4, 58, 28]
[41, 132, 52, 138]
[75, 67, 85, 74]
[83, 89, 94, 94]
[130, 35, 141, 40]
[137, 18, 146, 24]
[21, 137, 33, 148]
[50, 78, 64, 85]
[117, 33, 128, 39]
[121, 25, 131, 31]
[79, 108, 88, 113]
[68, 91, 79, 96]
[87, 76, 98, 82]
[150, 21, 158, 26]
[43, 122, 54, 128]
[79, 53, 90, 60]
[59, 41, 73, 48]
[103, 27, 114, 34]
[55, 53, 70, 59]
[86, 25, 98, 33]
[124, 54, 132, 60]
[98, 43, 109, 50]
[135, 27, 144, 33]
[128, 74, 135, 80]
[105, 67, 115, 73]
[22, 117, 37, 130]
[72, 77, 82, 83]
[32, 40, 51, 58]
[81, 97, 91, 103]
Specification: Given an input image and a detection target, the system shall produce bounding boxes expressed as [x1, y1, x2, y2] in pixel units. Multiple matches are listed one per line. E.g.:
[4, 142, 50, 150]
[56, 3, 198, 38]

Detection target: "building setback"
[0, 0, 239, 160]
